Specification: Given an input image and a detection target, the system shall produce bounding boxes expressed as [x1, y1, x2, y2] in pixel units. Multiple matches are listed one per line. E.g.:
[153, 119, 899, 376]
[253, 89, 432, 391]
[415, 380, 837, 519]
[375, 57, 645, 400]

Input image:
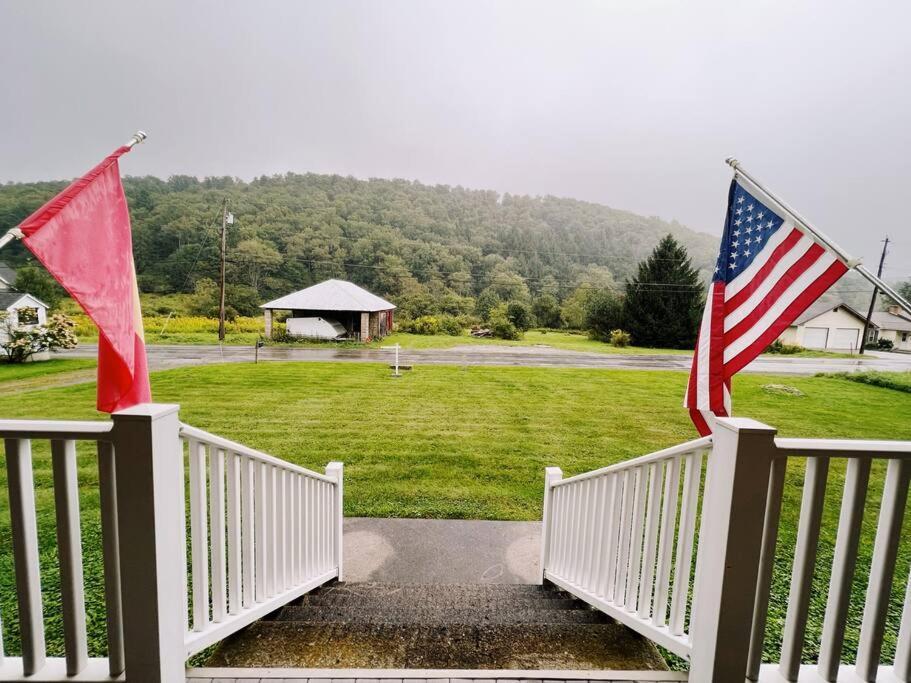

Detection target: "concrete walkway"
[342, 518, 541, 584]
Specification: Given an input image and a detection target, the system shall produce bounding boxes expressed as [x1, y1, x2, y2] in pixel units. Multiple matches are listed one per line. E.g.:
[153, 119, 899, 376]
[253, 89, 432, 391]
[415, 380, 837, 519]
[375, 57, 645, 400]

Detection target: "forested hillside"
[0, 173, 719, 315]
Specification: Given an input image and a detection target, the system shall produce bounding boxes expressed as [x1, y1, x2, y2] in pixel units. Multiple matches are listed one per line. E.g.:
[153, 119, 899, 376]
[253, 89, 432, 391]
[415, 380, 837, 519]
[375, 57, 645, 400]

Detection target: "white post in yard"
[688, 417, 778, 683]
[326, 461, 344, 581]
[111, 404, 187, 683]
[539, 466, 562, 584]
[382, 344, 402, 377]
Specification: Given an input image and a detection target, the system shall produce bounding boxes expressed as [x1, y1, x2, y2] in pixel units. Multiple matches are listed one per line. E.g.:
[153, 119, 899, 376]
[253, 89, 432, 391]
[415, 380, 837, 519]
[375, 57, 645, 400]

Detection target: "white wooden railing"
[542, 418, 911, 682]
[540, 435, 712, 661]
[0, 404, 343, 682]
[179, 423, 342, 658]
[749, 437, 911, 683]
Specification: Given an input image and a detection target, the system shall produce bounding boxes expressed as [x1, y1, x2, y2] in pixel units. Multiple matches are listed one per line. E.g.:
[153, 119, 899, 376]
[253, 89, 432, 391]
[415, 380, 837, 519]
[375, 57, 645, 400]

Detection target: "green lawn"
[0, 358, 96, 383]
[0, 363, 909, 665]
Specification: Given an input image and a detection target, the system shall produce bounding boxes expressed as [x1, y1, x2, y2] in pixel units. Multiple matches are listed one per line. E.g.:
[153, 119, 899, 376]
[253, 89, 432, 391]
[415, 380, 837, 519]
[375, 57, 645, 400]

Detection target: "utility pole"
[859, 236, 889, 355]
[218, 198, 231, 342]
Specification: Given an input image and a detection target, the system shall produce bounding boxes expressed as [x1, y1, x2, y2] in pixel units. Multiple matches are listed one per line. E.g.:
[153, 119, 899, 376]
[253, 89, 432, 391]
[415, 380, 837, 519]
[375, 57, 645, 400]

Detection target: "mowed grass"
[0, 362, 910, 665]
[0, 359, 96, 383]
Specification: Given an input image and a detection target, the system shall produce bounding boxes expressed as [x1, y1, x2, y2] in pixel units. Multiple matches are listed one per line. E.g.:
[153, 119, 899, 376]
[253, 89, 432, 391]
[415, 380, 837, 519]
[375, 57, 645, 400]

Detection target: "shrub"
[488, 304, 521, 340]
[609, 329, 631, 347]
[506, 301, 534, 331]
[437, 315, 464, 336]
[1, 314, 78, 363]
[400, 316, 441, 335]
[765, 340, 804, 355]
[585, 290, 624, 342]
[532, 293, 563, 329]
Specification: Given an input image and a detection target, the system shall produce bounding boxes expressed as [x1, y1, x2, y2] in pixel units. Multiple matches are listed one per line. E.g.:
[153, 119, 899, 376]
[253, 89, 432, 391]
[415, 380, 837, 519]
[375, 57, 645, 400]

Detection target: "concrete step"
[303, 581, 567, 600]
[278, 604, 610, 625]
[297, 592, 581, 610]
[207, 622, 669, 670]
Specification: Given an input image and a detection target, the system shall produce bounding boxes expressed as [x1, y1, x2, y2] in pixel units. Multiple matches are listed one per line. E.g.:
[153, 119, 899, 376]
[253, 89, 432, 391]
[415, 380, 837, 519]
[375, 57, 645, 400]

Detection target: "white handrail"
[179, 422, 335, 482]
[551, 436, 712, 487]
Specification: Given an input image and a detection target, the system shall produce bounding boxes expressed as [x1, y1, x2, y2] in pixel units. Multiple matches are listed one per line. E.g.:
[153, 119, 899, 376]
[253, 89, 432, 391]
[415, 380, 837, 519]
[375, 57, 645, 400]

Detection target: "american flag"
[685, 179, 848, 435]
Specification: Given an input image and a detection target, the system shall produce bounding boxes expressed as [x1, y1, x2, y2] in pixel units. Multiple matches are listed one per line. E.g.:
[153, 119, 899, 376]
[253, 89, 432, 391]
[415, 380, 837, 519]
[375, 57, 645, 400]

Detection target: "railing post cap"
[326, 461, 343, 475]
[713, 416, 777, 435]
[545, 466, 563, 478]
[111, 403, 180, 421]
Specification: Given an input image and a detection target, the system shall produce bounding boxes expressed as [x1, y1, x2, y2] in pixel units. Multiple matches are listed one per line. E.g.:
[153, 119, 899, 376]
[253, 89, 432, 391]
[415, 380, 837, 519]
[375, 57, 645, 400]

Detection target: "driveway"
[60, 343, 911, 375]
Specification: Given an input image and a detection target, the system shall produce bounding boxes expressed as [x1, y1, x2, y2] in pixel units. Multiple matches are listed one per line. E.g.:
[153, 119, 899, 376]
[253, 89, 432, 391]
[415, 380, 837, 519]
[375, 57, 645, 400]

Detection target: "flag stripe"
[723, 241, 825, 342]
[724, 228, 805, 313]
[723, 251, 837, 362]
[724, 259, 848, 375]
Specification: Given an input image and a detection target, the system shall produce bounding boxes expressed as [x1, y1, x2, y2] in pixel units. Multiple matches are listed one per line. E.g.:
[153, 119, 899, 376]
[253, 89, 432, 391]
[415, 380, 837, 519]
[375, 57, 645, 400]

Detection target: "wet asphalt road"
[60, 343, 911, 375]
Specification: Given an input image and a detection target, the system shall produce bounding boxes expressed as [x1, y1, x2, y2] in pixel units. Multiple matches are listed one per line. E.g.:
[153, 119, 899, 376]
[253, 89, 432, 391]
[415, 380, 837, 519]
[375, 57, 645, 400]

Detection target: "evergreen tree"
[623, 235, 703, 348]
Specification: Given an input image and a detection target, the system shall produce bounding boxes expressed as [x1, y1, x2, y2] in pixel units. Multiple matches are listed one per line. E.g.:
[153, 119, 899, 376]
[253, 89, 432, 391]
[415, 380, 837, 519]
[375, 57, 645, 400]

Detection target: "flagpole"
[0, 131, 148, 253]
[726, 157, 911, 318]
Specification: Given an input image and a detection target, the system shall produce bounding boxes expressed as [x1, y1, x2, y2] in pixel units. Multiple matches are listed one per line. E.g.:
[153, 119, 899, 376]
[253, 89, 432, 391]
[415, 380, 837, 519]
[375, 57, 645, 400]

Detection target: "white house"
[870, 305, 911, 351]
[778, 301, 869, 351]
[0, 291, 50, 343]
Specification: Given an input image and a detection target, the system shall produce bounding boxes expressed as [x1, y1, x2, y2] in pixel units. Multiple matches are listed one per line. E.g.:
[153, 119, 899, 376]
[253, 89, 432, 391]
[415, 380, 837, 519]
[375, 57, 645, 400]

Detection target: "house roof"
[0, 291, 48, 310]
[0, 261, 15, 287]
[261, 279, 396, 312]
[793, 301, 871, 327]
[871, 311, 911, 333]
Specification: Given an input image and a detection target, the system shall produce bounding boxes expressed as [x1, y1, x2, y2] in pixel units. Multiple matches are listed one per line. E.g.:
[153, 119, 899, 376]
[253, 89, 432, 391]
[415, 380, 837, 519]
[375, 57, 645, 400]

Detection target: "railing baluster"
[578, 478, 593, 586]
[598, 473, 617, 598]
[654, 455, 681, 627]
[856, 458, 911, 681]
[747, 455, 787, 681]
[626, 465, 649, 610]
[615, 469, 634, 604]
[268, 465, 278, 596]
[588, 475, 607, 593]
[299, 474, 306, 579]
[209, 447, 227, 622]
[50, 439, 89, 675]
[188, 439, 210, 631]
[894, 563, 911, 680]
[226, 451, 242, 615]
[602, 472, 622, 600]
[817, 457, 872, 681]
[276, 468, 286, 591]
[5, 438, 46, 675]
[638, 460, 663, 618]
[555, 485, 568, 576]
[780, 456, 830, 680]
[565, 483, 578, 580]
[290, 471, 298, 585]
[254, 459, 267, 601]
[242, 455, 255, 607]
[670, 450, 702, 636]
[96, 441, 125, 676]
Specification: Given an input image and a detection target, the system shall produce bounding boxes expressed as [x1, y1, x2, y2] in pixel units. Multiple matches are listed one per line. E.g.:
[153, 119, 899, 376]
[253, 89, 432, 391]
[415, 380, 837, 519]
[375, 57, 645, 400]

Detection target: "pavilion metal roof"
[261, 279, 395, 312]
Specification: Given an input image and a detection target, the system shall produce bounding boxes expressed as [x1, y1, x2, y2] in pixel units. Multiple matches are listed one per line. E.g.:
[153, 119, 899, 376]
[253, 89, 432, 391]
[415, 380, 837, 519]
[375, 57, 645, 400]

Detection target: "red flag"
[18, 146, 151, 413]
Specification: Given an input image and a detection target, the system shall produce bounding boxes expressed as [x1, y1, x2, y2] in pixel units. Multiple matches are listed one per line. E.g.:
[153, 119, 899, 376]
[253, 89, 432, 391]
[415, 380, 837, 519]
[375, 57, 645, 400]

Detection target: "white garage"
[802, 327, 829, 349]
[777, 301, 870, 352]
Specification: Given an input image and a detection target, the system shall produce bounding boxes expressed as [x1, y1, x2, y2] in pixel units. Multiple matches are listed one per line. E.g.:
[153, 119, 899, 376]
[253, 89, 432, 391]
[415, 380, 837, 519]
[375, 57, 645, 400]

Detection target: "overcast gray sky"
[1, 0, 909, 276]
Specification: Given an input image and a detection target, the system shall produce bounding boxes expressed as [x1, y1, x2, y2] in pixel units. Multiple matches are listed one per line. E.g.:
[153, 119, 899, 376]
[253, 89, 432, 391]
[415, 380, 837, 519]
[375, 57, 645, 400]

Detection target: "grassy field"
[0, 359, 96, 382]
[0, 362, 909, 666]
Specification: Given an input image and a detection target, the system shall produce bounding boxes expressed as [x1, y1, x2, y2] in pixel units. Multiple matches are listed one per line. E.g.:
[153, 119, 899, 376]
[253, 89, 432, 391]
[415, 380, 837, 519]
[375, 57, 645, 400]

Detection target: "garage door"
[803, 327, 829, 349]
[833, 328, 859, 350]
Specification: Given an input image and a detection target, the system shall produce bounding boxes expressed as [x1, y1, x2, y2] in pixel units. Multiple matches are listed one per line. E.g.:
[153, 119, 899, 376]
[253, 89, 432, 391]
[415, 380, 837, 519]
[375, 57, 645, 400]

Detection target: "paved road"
[60, 343, 911, 375]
